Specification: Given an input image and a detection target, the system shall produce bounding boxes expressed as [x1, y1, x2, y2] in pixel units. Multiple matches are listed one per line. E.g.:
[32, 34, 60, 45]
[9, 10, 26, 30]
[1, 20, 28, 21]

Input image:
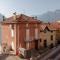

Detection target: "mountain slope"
[0, 13, 4, 44]
[37, 10, 60, 22]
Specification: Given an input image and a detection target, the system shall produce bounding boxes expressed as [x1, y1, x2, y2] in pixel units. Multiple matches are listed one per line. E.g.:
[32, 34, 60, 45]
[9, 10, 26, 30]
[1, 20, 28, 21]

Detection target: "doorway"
[35, 40, 38, 50]
[50, 43, 54, 48]
[57, 40, 60, 44]
[44, 40, 47, 48]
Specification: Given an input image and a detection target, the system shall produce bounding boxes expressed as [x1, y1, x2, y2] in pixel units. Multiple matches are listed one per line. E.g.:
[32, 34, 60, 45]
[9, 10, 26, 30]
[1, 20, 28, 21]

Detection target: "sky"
[0, 0, 60, 17]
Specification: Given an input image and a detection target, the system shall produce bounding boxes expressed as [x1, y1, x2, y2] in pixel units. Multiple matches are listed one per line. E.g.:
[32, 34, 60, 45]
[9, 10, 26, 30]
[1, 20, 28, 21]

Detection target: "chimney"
[13, 12, 17, 20]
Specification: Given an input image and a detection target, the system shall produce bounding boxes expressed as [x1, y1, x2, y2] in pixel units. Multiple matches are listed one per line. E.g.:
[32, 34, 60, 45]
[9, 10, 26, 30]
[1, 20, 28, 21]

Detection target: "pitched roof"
[1, 14, 41, 24]
[50, 22, 60, 29]
[40, 23, 56, 31]
[40, 24, 46, 31]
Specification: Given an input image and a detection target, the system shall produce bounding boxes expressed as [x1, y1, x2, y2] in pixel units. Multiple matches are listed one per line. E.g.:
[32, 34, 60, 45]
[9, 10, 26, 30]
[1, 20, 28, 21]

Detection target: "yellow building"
[49, 22, 60, 45]
[56, 29, 60, 44]
[51, 22, 60, 45]
[38, 24, 56, 48]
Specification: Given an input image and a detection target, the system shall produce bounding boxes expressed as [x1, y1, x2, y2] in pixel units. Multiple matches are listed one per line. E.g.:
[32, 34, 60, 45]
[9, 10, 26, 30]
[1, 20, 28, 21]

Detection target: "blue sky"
[0, 0, 60, 17]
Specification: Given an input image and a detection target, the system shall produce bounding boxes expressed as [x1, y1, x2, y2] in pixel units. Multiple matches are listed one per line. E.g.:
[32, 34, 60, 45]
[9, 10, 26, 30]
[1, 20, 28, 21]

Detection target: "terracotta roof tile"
[40, 24, 46, 31]
[40, 23, 56, 31]
[50, 22, 60, 29]
[1, 14, 41, 24]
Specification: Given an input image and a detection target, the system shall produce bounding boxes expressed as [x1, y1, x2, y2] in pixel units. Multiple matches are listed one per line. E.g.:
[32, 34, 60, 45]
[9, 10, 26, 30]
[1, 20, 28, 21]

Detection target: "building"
[39, 23, 56, 48]
[50, 22, 60, 45]
[1, 13, 41, 57]
[1, 13, 58, 58]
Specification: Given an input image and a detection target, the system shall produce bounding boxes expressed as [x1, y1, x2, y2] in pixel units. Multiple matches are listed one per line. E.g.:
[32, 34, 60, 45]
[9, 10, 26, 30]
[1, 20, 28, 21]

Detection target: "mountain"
[0, 13, 4, 44]
[36, 10, 60, 22]
[0, 14, 4, 21]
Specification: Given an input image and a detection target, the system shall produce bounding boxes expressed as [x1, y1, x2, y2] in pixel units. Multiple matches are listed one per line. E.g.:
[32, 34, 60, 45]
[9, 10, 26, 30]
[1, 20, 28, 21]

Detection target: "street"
[37, 45, 60, 60]
[0, 54, 21, 60]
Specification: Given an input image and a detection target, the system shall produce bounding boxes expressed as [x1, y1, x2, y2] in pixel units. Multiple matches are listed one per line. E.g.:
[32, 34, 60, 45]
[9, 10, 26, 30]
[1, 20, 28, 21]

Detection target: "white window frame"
[26, 29, 30, 41]
[26, 42, 29, 49]
[35, 28, 38, 39]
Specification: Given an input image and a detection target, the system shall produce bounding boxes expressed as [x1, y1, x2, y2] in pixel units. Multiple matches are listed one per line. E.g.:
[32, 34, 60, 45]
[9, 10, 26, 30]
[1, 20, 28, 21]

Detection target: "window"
[26, 29, 30, 41]
[44, 30, 46, 33]
[40, 30, 42, 32]
[51, 31, 53, 33]
[26, 42, 29, 49]
[35, 28, 38, 39]
[51, 35, 53, 40]
[44, 40, 47, 47]
[40, 39, 42, 42]
[26, 23, 28, 28]
[11, 24, 14, 29]
[10, 24, 14, 37]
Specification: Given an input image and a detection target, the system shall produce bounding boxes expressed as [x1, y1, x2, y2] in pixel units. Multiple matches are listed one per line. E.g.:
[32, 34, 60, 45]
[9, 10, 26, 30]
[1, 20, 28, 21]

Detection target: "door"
[57, 40, 60, 44]
[50, 43, 54, 48]
[44, 40, 47, 48]
[35, 40, 38, 50]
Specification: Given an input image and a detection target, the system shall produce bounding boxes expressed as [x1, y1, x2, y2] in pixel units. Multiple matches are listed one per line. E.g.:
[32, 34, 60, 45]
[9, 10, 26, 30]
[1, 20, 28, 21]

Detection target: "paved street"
[54, 54, 60, 60]
[37, 45, 60, 60]
[0, 54, 21, 60]
[1, 46, 60, 60]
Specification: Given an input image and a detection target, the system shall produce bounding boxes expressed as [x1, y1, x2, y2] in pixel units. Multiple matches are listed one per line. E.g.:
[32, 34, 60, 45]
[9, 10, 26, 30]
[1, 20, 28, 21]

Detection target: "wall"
[2, 24, 17, 53]
[39, 30, 56, 48]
